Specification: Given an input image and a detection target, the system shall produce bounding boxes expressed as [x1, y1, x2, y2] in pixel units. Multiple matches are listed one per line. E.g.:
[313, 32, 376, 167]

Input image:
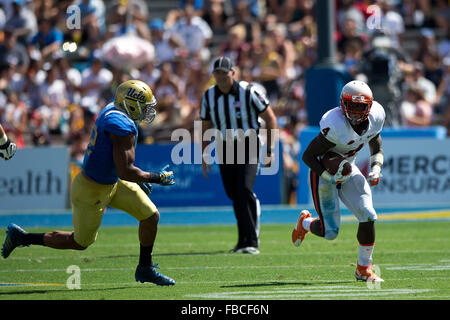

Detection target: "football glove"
[0, 138, 17, 161]
[368, 165, 382, 186]
[368, 152, 383, 187]
[321, 161, 352, 185]
[138, 182, 153, 195]
[159, 164, 175, 186]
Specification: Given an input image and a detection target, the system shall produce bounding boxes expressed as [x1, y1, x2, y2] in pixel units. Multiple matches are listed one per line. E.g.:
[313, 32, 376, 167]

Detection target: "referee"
[200, 56, 277, 254]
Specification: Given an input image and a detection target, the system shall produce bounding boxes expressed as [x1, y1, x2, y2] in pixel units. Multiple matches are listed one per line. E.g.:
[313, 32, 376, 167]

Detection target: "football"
[320, 151, 352, 176]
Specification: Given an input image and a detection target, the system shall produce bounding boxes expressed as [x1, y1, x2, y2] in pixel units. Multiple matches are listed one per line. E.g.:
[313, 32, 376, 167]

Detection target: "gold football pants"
[71, 172, 157, 247]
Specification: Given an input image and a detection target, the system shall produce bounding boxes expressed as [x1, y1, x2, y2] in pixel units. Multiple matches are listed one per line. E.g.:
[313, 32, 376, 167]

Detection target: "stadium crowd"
[0, 0, 449, 203]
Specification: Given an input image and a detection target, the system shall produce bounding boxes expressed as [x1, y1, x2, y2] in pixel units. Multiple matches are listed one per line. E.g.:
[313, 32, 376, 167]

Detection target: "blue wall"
[134, 142, 283, 207]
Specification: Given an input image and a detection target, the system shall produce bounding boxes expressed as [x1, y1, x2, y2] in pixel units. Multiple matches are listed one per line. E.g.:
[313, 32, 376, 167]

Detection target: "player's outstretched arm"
[368, 133, 383, 186]
[110, 133, 175, 185]
[302, 132, 336, 180]
[110, 133, 159, 183]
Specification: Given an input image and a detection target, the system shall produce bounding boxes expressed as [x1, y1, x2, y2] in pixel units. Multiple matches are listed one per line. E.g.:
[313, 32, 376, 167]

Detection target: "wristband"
[147, 172, 162, 183]
[370, 152, 383, 171]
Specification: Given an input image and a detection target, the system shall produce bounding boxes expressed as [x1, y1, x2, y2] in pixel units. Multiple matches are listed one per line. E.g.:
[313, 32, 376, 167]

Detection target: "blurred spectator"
[372, 0, 405, 49]
[4, 0, 37, 45]
[422, 50, 443, 89]
[22, 58, 46, 110]
[153, 62, 180, 129]
[226, 0, 261, 48]
[168, 4, 212, 61]
[435, 56, 450, 120]
[54, 52, 82, 105]
[79, 57, 113, 114]
[178, 58, 205, 131]
[149, 18, 183, 64]
[0, 5, 6, 30]
[231, 0, 260, 18]
[403, 61, 436, 107]
[34, 0, 59, 22]
[268, 23, 297, 82]
[138, 60, 160, 88]
[0, 28, 29, 73]
[179, 0, 204, 13]
[106, 0, 149, 41]
[252, 35, 283, 105]
[415, 0, 440, 29]
[218, 24, 251, 68]
[412, 28, 438, 62]
[29, 19, 63, 62]
[337, 0, 367, 36]
[401, 0, 428, 29]
[437, 25, 450, 58]
[37, 65, 69, 136]
[202, 0, 228, 35]
[337, 17, 366, 57]
[75, 0, 106, 43]
[341, 39, 364, 77]
[400, 85, 433, 127]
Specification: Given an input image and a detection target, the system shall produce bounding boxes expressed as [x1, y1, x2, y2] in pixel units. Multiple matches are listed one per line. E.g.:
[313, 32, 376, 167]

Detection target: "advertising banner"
[0, 147, 70, 210]
[135, 142, 283, 207]
[370, 139, 450, 205]
[297, 129, 450, 206]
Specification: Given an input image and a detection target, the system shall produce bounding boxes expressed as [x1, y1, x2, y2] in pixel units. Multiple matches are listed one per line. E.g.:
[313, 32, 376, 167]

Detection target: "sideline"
[0, 205, 449, 228]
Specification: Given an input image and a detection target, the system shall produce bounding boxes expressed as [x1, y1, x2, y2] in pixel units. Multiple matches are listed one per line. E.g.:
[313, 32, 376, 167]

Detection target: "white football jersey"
[319, 101, 385, 163]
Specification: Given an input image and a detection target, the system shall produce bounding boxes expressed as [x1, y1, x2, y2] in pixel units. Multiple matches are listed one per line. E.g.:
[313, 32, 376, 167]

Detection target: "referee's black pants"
[218, 139, 260, 249]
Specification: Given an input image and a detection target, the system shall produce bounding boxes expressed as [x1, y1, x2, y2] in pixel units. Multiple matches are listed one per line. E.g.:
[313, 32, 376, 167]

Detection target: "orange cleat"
[355, 263, 384, 282]
[291, 210, 312, 247]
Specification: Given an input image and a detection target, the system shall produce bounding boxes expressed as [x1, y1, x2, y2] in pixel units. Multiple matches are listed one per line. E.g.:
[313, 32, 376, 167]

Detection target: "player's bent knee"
[152, 211, 160, 223]
[141, 211, 160, 224]
[71, 232, 92, 250]
[324, 228, 339, 240]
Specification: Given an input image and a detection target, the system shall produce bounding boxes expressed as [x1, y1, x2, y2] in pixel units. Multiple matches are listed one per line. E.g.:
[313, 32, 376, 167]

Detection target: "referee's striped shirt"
[200, 80, 269, 139]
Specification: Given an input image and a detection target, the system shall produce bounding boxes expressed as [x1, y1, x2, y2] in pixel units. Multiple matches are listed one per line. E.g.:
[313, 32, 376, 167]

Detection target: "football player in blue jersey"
[1, 80, 176, 286]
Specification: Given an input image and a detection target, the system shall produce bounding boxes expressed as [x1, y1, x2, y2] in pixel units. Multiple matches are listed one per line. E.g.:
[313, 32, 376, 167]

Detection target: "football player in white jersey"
[292, 80, 385, 282]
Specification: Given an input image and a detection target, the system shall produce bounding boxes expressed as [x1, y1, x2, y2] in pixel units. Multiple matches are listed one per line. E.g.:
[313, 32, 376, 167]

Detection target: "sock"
[22, 232, 44, 246]
[302, 217, 316, 232]
[358, 243, 374, 266]
[139, 244, 153, 267]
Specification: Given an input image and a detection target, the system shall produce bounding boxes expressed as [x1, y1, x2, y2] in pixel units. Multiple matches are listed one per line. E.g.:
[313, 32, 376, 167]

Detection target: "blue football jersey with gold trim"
[82, 103, 137, 184]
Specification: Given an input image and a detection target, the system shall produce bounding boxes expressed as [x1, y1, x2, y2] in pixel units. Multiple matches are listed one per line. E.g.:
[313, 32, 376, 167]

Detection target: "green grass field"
[0, 220, 449, 300]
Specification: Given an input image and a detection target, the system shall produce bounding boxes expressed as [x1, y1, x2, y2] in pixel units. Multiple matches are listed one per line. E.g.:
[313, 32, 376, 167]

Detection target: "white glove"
[368, 165, 382, 186]
[0, 138, 17, 161]
[368, 153, 383, 187]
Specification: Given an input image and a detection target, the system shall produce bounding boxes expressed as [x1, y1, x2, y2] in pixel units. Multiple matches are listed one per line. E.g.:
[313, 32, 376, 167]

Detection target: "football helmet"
[340, 80, 373, 125]
[114, 80, 157, 124]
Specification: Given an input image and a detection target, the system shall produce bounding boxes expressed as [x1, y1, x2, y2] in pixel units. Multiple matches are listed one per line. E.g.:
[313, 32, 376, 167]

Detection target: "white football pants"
[309, 164, 377, 240]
